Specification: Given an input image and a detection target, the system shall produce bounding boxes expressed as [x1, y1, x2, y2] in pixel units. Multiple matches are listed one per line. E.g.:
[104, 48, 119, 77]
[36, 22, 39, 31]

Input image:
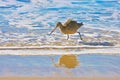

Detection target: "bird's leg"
[77, 32, 82, 40]
[67, 34, 69, 40]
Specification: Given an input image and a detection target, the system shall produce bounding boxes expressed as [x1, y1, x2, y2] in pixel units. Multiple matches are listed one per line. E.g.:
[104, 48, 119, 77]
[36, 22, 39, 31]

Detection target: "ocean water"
[0, 0, 120, 47]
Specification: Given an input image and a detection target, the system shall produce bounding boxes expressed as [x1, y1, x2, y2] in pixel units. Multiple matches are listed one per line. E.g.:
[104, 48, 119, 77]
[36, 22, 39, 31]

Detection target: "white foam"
[0, 46, 120, 55]
[1, 0, 120, 31]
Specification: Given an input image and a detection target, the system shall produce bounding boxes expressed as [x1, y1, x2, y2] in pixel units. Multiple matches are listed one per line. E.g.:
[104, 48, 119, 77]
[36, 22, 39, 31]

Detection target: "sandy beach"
[0, 77, 120, 80]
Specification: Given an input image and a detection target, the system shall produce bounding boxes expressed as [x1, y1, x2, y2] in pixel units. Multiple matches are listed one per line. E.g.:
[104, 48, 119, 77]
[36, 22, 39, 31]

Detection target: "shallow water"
[0, 0, 120, 47]
[0, 54, 120, 77]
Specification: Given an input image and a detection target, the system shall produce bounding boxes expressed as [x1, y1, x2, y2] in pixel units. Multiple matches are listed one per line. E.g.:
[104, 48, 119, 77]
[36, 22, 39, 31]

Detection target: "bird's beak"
[49, 26, 58, 35]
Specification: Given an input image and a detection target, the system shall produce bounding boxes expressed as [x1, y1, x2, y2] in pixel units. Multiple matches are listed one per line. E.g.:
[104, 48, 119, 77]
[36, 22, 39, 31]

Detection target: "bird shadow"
[79, 41, 114, 46]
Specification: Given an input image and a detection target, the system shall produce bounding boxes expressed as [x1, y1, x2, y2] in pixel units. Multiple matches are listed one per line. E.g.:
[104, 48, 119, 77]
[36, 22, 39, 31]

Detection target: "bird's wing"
[66, 20, 77, 27]
[64, 19, 75, 27]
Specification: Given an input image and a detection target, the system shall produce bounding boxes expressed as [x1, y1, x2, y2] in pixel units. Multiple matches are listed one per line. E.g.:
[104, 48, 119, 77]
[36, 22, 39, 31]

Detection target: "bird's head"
[56, 22, 62, 27]
[49, 22, 62, 35]
[78, 22, 83, 27]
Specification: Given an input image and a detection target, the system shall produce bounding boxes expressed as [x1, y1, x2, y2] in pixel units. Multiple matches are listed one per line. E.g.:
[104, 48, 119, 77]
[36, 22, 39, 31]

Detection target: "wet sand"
[0, 54, 120, 79]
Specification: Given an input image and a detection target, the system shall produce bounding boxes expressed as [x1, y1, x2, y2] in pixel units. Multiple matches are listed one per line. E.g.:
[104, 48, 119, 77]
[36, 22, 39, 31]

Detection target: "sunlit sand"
[0, 77, 120, 80]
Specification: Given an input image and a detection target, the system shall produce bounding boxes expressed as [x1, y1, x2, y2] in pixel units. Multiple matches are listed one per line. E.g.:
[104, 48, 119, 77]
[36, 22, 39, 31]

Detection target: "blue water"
[0, 0, 120, 32]
[0, 54, 120, 77]
[0, 0, 120, 47]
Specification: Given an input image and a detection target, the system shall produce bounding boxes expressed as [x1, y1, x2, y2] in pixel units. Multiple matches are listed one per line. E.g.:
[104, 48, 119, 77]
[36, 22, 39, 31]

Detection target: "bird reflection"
[51, 54, 79, 69]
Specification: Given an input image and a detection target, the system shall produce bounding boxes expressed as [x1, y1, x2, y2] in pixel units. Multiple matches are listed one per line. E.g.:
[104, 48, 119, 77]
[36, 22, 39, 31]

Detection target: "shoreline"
[0, 46, 119, 50]
[0, 46, 120, 55]
[0, 77, 120, 80]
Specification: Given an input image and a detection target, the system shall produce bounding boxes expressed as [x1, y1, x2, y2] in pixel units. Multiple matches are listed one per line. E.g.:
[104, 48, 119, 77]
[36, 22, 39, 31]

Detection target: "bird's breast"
[60, 28, 77, 34]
